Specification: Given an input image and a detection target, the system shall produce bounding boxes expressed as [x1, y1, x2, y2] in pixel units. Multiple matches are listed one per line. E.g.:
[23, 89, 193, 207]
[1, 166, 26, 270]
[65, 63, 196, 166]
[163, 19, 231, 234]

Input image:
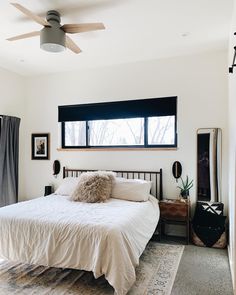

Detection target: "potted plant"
[177, 176, 193, 199]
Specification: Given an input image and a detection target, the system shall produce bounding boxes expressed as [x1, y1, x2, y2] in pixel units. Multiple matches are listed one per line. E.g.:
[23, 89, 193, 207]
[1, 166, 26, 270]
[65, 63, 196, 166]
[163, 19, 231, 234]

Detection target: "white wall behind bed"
[21, 50, 228, 211]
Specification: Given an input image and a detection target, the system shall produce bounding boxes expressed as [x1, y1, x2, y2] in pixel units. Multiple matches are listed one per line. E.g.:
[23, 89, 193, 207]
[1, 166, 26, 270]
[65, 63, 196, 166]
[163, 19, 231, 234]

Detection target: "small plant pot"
[180, 190, 189, 199]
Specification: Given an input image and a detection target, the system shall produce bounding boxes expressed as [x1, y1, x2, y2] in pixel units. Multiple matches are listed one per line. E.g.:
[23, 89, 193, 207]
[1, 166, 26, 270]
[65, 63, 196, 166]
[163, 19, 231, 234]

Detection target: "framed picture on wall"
[31, 133, 50, 160]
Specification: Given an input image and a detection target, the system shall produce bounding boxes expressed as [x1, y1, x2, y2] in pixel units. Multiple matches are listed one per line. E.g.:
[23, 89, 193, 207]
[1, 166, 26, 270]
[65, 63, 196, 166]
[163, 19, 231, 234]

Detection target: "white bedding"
[0, 194, 159, 295]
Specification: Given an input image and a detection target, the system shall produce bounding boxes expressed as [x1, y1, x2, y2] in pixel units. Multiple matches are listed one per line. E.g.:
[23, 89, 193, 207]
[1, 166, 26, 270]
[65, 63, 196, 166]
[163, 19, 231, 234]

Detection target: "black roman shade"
[58, 96, 177, 122]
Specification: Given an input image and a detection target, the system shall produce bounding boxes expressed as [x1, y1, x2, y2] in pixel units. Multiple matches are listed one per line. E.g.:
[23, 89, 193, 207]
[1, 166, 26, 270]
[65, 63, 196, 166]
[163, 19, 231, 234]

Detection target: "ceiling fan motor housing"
[40, 10, 66, 52]
[46, 10, 61, 24]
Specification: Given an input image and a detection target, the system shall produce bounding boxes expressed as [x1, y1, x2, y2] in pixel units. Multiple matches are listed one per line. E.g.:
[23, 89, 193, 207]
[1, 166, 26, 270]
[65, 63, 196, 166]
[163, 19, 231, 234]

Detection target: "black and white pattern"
[196, 201, 224, 215]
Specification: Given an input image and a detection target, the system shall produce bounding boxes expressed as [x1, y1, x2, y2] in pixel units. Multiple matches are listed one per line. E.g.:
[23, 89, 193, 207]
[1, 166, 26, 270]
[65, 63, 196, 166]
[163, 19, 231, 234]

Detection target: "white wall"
[21, 50, 228, 212]
[0, 67, 26, 199]
[228, 0, 236, 291]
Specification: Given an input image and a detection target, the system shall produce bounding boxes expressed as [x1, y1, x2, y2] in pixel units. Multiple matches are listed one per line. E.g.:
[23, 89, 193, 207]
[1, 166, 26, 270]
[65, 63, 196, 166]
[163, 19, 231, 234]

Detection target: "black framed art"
[31, 133, 50, 160]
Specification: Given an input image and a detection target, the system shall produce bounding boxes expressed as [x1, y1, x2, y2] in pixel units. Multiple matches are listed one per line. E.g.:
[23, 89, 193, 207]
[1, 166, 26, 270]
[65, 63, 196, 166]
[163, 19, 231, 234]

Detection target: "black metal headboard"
[63, 167, 163, 200]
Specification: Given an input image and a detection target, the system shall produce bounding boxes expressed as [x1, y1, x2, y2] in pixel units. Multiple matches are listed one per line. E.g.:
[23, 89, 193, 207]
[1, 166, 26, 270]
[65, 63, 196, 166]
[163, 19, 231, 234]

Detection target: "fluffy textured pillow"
[55, 177, 79, 196]
[71, 171, 115, 203]
[112, 177, 152, 202]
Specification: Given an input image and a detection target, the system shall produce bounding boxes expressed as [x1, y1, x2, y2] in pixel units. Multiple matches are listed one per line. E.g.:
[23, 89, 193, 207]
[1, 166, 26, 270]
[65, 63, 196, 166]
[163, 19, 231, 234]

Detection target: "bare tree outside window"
[89, 118, 144, 146]
[148, 116, 175, 145]
[65, 121, 86, 146]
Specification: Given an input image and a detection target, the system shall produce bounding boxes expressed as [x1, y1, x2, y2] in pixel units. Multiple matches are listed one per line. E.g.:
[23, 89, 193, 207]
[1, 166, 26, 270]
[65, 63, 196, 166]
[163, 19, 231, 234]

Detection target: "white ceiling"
[0, 0, 233, 76]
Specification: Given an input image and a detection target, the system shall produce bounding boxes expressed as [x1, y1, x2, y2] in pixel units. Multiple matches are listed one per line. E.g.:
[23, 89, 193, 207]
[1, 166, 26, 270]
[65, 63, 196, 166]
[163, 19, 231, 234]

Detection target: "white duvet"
[0, 194, 159, 295]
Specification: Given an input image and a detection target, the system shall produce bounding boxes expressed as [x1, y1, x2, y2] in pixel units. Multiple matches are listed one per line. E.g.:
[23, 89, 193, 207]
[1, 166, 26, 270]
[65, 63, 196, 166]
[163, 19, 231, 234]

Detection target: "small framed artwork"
[31, 133, 50, 160]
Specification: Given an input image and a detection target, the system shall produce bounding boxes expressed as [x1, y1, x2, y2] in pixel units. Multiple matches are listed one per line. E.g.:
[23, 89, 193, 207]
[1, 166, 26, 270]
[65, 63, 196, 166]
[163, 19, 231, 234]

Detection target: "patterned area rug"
[0, 242, 184, 295]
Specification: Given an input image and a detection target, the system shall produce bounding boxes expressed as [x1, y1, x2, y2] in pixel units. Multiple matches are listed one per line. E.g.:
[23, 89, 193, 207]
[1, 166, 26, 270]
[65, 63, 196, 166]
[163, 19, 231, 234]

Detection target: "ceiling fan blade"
[7, 31, 40, 41]
[66, 36, 82, 54]
[62, 23, 105, 34]
[10, 3, 51, 27]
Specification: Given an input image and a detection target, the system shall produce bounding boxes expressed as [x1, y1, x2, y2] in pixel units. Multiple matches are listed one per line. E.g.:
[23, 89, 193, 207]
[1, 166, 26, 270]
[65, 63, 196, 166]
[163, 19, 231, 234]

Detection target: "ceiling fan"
[7, 3, 105, 54]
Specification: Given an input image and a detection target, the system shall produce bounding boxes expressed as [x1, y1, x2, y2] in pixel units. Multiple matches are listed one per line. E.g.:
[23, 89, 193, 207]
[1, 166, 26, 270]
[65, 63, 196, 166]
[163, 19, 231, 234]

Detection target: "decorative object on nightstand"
[159, 199, 190, 244]
[177, 175, 193, 199]
[44, 185, 53, 196]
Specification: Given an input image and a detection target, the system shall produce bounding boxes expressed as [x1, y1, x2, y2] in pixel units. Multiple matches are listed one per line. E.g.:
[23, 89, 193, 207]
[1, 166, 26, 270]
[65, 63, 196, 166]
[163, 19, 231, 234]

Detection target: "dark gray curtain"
[0, 116, 21, 207]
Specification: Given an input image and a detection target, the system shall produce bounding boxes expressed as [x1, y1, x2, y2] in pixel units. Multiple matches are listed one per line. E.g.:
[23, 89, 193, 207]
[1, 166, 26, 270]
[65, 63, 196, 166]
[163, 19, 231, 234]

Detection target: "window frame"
[61, 116, 177, 149]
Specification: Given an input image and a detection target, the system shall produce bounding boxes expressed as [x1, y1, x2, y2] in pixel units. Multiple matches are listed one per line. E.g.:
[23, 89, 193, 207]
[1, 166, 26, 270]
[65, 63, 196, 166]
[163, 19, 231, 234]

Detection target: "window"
[148, 116, 175, 145]
[62, 115, 176, 148]
[89, 118, 144, 146]
[64, 121, 86, 146]
[59, 97, 177, 149]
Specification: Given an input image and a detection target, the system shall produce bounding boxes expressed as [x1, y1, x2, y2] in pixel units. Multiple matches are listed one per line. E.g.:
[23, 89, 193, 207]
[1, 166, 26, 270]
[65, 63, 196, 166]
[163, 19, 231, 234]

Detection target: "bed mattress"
[0, 194, 159, 295]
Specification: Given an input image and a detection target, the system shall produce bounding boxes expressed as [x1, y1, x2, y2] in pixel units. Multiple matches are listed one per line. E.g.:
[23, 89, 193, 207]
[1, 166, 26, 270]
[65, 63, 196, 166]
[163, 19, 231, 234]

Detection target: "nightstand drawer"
[159, 202, 188, 220]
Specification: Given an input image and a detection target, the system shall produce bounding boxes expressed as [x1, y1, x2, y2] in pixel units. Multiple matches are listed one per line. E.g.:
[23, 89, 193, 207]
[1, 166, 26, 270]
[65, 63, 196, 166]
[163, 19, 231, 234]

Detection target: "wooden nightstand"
[159, 199, 190, 244]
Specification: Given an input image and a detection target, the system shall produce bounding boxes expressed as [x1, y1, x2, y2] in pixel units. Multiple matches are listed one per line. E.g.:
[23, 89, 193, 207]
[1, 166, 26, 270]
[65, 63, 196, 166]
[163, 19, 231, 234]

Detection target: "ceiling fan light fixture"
[40, 26, 66, 53]
[41, 42, 65, 53]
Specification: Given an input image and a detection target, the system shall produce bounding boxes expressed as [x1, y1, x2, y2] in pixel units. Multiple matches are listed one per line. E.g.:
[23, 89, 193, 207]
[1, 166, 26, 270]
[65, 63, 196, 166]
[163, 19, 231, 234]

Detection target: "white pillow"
[55, 177, 79, 196]
[112, 177, 152, 202]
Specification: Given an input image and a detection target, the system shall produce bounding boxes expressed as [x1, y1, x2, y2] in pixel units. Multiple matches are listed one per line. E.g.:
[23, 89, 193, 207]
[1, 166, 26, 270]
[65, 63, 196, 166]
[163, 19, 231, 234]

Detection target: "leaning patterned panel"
[62, 167, 163, 200]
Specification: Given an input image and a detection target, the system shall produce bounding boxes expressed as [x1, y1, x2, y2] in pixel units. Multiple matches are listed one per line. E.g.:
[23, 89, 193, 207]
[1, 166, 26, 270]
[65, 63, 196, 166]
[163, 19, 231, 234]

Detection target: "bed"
[0, 167, 163, 295]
